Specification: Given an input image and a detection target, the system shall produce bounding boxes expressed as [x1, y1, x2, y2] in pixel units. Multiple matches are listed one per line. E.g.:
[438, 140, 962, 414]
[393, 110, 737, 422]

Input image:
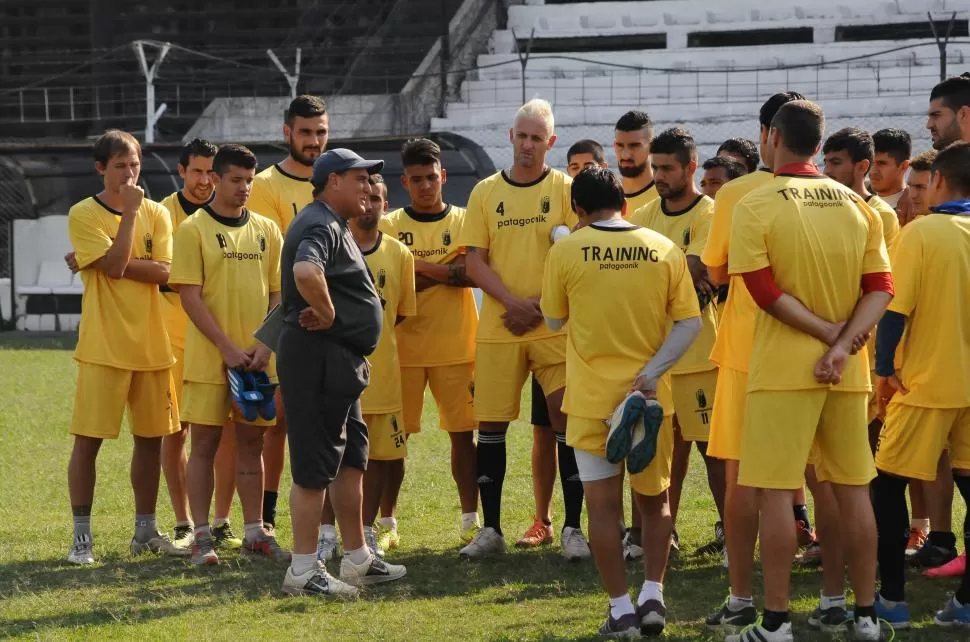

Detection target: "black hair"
[716, 137, 760, 173]
[178, 138, 218, 168]
[931, 141, 970, 196]
[930, 76, 970, 113]
[401, 138, 442, 167]
[649, 127, 696, 166]
[615, 110, 653, 138]
[872, 128, 912, 165]
[702, 156, 746, 182]
[571, 167, 625, 214]
[822, 127, 874, 165]
[212, 144, 258, 175]
[567, 139, 606, 164]
[759, 91, 806, 130]
[284, 95, 327, 125]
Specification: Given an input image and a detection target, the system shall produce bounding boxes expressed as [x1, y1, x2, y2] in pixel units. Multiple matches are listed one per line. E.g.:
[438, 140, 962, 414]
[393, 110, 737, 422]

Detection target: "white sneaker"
[853, 616, 882, 641]
[459, 526, 506, 559]
[316, 530, 340, 563]
[282, 561, 358, 597]
[622, 530, 643, 561]
[339, 551, 407, 586]
[67, 534, 95, 565]
[726, 621, 793, 642]
[364, 526, 385, 558]
[606, 391, 647, 464]
[561, 526, 591, 561]
[131, 530, 191, 557]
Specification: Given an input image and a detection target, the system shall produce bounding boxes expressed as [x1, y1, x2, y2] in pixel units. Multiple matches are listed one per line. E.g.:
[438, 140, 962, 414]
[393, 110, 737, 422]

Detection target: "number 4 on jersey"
[496, 201, 504, 216]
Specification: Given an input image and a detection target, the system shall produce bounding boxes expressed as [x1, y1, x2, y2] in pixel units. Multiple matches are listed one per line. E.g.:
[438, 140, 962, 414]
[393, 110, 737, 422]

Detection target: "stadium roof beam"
[267, 48, 302, 100]
[133, 40, 171, 144]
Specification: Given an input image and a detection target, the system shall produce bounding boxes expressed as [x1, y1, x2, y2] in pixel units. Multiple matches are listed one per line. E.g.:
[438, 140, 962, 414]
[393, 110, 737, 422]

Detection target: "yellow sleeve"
[886, 224, 921, 316]
[668, 250, 702, 321]
[702, 189, 733, 267]
[539, 244, 569, 320]
[151, 202, 174, 263]
[562, 178, 578, 228]
[169, 222, 204, 286]
[398, 247, 417, 317]
[687, 207, 713, 257]
[627, 204, 648, 227]
[68, 204, 112, 269]
[861, 204, 892, 275]
[378, 215, 396, 236]
[882, 208, 901, 255]
[267, 221, 283, 293]
[248, 178, 283, 233]
[456, 182, 490, 250]
[727, 201, 769, 274]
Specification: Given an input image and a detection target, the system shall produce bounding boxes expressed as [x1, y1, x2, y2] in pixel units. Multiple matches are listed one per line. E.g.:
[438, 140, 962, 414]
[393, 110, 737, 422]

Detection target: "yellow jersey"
[457, 168, 577, 343]
[159, 190, 213, 350]
[729, 173, 891, 393]
[541, 220, 700, 426]
[68, 196, 174, 371]
[248, 162, 314, 233]
[624, 181, 659, 215]
[169, 207, 283, 384]
[889, 213, 970, 407]
[380, 205, 478, 366]
[359, 233, 418, 413]
[630, 194, 717, 374]
[701, 168, 773, 372]
[865, 193, 901, 255]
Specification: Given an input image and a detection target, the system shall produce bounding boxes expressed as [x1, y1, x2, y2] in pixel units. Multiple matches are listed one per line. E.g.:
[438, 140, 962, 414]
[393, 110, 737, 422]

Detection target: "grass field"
[2, 336, 970, 641]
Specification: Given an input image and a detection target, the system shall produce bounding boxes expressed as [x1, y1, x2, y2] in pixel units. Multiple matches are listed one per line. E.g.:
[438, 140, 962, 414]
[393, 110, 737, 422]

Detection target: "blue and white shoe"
[627, 399, 663, 474]
[873, 594, 911, 630]
[935, 596, 970, 627]
[227, 368, 263, 422]
[606, 391, 646, 464]
[250, 371, 278, 420]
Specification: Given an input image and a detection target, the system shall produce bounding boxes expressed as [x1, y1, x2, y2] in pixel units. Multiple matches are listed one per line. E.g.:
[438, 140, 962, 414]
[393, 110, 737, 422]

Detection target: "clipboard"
[254, 304, 284, 352]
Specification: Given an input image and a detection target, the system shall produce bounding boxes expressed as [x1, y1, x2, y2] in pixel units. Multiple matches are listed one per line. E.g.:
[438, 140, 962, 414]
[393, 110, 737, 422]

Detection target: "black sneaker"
[807, 603, 849, 632]
[705, 596, 758, 631]
[909, 540, 957, 569]
[694, 521, 725, 556]
[637, 599, 666, 636]
[212, 522, 243, 549]
[598, 606, 641, 638]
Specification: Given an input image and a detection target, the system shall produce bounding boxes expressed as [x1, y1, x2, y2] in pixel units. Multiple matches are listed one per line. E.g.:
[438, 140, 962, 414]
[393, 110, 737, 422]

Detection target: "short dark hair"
[615, 110, 653, 138]
[401, 138, 441, 167]
[368, 173, 385, 186]
[702, 156, 746, 182]
[571, 167, 624, 214]
[932, 140, 970, 196]
[771, 100, 825, 157]
[212, 144, 258, 175]
[822, 127, 874, 165]
[872, 128, 912, 165]
[93, 129, 141, 165]
[930, 76, 970, 113]
[649, 127, 696, 166]
[910, 149, 938, 172]
[284, 95, 327, 126]
[178, 138, 218, 168]
[716, 137, 760, 173]
[759, 91, 806, 130]
[567, 139, 606, 164]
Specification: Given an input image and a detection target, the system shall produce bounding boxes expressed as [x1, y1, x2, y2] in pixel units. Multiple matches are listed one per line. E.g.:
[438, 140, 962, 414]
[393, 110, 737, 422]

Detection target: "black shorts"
[277, 325, 370, 489]
[530, 375, 551, 427]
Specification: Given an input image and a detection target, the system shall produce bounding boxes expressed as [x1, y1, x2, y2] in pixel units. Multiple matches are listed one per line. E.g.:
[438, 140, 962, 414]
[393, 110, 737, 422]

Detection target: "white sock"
[380, 516, 398, 531]
[194, 524, 211, 541]
[912, 517, 930, 534]
[244, 521, 263, 541]
[461, 512, 480, 530]
[213, 517, 229, 528]
[176, 520, 193, 528]
[820, 593, 846, 610]
[609, 594, 635, 619]
[319, 524, 337, 539]
[290, 552, 317, 576]
[638, 580, 664, 607]
[728, 594, 753, 611]
[346, 545, 370, 565]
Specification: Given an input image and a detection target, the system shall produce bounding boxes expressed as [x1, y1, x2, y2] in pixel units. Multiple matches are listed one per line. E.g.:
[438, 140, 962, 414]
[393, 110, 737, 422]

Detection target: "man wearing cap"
[279, 148, 407, 597]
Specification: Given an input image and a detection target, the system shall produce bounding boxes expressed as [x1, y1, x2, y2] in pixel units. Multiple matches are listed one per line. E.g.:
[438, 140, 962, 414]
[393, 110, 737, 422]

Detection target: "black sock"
[793, 504, 811, 529]
[871, 470, 909, 602]
[953, 476, 970, 604]
[855, 604, 876, 622]
[556, 433, 584, 530]
[928, 530, 958, 551]
[477, 430, 507, 536]
[761, 609, 789, 632]
[262, 490, 278, 527]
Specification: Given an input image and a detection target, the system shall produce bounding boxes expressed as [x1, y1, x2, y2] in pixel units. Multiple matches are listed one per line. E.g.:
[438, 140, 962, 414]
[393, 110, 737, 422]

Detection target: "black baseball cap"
[310, 148, 384, 188]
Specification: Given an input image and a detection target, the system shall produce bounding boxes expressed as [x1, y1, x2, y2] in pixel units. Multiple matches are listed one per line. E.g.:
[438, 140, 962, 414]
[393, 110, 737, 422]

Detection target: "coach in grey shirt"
[278, 148, 406, 597]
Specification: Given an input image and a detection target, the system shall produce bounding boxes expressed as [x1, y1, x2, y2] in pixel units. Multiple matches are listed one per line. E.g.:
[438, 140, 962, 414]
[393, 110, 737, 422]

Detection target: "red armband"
[742, 267, 783, 309]
[861, 272, 894, 296]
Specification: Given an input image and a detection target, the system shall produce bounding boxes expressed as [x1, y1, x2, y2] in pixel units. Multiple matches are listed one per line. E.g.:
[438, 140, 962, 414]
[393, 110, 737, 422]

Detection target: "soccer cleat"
[638, 599, 666, 636]
[316, 529, 340, 563]
[282, 562, 358, 598]
[796, 519, 817, 548]
[925, 552, 966, 577]
[598, 606, 641, 638]
[516, 519, 554, 547]
[627, 400, 664, 474]
[460, 522, 480, 545]
[364, 526, 385, 559]
[852, 615, 883, 641]
[339, 551, 406, 586]
[243, 529, 291, 563]
[212, 522, 243, 549]
[935, 596, 970, 626]
[227, 368, 263, 423]
[705, 597, 758, 632]
[797, 542, 822, 567]
[905, 528, 927, 557]
[606, 391, 647, 463]
[377, 522, 400, 551]
[623, 529, 644, 561]
[909, 539, 957, 569]
[191, 537, 219, 566]
[459, 526, 506, 559]
[249, 370, 278, 420]
[130, 530, 191, 557]
[67, 534, 95, 565]
[172, 524, 194, 550]
[726, 621, 794, 642]
[807, 603, 849, 632]
[694, 521, 725, 557]
[561, 526, 592, 561]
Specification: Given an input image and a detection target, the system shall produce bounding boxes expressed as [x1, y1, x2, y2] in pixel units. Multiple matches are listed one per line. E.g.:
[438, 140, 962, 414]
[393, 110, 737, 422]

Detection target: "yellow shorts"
[366, 412, 407, 461]
[474, 336, 566, 422]
[567, 414, 674, 496]
[739, 389, 874, 490]
[868, 385, 882, 424]
[401, 363, 476, 434]
[71, 362, 180, 439]
[171, 346, 185, 409]
[672, 369, 717, 442]
[181, 381, 276, 428]
[707, 367, 746, 461]
[875, 403, 970, 480]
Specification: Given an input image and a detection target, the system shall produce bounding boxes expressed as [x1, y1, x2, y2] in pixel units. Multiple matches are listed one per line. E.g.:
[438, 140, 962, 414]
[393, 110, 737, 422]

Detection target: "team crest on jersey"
[143, 233, 153, 255]
[541, 196, 550, 214]
[442, 229, 452, 246]
[377, 268, 386, 289]
[682, 229, 691, 247]
[215, 232, 227, 249]
[258, 234, 266, 252]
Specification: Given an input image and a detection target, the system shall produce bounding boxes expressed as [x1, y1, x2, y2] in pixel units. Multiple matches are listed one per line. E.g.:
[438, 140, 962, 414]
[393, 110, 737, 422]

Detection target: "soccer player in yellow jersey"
[717, 138, 761, 175]
[566, 139, 608, 177]
[541, 167, 701, 637]
[726, 100, 893, 642]
[169, 145, 289, 567]
[248, 94, 328, 531]
[379, 138, 481, 543]
[907, 150, 937, 218]
[701, 156, 746, 200]
[700, 91, 805, 632]
[458, 99, 590, 561]
[872, 141, 970, 627]
[870, 129, 912, 209]
[629, 127, 726, 559]
[65, 129, 184, 565]
[614, 110, 659, 213]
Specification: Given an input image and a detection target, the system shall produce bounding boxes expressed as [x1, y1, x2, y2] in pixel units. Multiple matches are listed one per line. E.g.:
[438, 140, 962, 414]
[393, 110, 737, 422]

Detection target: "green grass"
[2, 335, 970, 640]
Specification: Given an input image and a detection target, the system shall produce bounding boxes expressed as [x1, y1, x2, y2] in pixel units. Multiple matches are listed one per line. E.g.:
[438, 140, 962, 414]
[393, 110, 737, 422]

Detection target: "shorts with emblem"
[706, 367, 746, 461]
[672, 369, 717, 442]
[474, 336, 566, 423]
[875, 403, 970, 481]
[181, 381, 277, 427]
[739, 389, 874, 490]
[400, 362, 476, 434]
[566, 414, 674, 497]
[71, 362, 180, 439]
[366, 412, 407, 460]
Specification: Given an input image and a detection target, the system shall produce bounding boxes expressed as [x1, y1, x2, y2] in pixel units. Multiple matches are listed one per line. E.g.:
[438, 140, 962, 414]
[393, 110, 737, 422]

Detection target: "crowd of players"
[59, 73, 970, 639]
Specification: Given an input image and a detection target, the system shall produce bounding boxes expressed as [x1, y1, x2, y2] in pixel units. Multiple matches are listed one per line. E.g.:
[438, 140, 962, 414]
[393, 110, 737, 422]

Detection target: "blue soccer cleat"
[227, 368, 263, 423]
[250, 371, 278, 420]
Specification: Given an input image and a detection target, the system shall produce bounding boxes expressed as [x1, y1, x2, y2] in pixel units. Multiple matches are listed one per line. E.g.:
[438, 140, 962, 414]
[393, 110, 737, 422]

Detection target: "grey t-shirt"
[280, 199, 383, 356]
